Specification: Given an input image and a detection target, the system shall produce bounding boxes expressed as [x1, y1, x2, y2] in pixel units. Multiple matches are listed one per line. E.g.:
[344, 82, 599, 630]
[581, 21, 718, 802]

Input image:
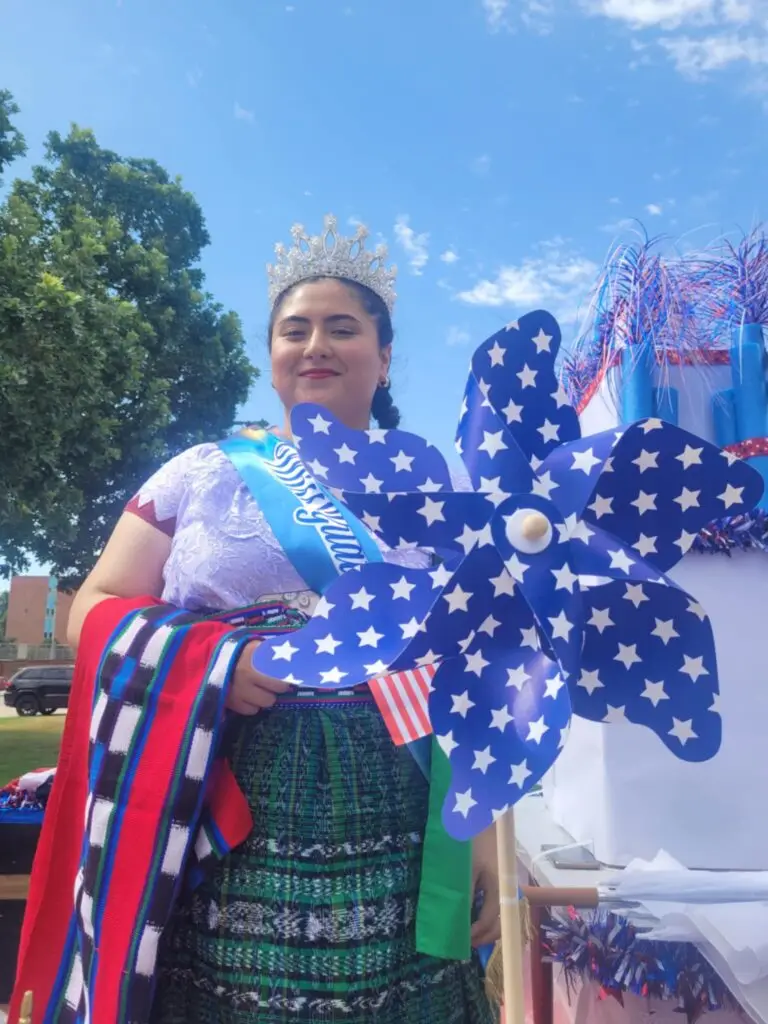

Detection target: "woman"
[30, 217, 500, 1023]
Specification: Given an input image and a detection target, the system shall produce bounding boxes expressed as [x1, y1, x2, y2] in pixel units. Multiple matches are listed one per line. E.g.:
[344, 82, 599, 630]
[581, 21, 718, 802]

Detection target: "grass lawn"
[0, 716, 65, 783]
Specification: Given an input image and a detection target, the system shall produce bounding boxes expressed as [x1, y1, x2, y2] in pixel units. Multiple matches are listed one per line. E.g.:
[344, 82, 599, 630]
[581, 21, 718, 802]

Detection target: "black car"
[3, 664, 74, 716]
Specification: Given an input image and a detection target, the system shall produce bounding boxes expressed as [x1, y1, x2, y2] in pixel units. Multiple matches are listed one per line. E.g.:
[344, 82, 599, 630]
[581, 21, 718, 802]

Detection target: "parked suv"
[3, 664, 74, 716]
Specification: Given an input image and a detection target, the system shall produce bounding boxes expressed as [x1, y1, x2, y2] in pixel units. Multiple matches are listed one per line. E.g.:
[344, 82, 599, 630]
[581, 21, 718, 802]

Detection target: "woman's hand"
[226, 640, 293, 715]
[471, 823, 501, 948]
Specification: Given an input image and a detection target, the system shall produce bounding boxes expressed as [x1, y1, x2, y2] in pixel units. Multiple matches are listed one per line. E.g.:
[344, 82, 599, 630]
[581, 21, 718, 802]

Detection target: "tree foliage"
[0, 94, 257, 582]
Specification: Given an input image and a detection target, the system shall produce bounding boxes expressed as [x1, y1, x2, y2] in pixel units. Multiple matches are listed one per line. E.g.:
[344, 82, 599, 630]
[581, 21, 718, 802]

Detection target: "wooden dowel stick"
[497, 810, 526, 1024]
[520, 885, 600, 908]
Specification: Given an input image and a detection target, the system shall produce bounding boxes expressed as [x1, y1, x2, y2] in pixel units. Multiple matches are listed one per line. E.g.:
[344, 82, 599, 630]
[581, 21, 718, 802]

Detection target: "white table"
[514, 791, 768, 1024]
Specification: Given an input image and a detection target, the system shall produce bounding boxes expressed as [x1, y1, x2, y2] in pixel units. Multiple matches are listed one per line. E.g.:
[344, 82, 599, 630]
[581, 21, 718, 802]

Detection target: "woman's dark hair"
[267, 276, 401, 429]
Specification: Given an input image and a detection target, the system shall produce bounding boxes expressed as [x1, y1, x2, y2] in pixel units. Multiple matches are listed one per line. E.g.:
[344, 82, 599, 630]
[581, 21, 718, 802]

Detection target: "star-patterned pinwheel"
[280, 309, 763, 841]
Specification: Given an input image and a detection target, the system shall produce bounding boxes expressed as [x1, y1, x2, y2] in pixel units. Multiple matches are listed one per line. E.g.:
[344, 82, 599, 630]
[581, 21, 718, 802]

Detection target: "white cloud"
[482, 0, 509, 29]
[582, 0, 716, 29]
[393, 216, 430, 276]
[234, 102, 255, 122]
[661, 32, 768, 75]
[456, 238, 598, 324]
[482, 0, 553, 31]
[472, 154, 492, 175]
[646, 203, 663, 215]
[447, 326, 472, 346]
[441, 248, 460, 264]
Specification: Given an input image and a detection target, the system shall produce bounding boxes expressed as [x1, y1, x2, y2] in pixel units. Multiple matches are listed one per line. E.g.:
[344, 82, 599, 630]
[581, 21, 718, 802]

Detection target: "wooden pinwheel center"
[521, 512, 549, 542]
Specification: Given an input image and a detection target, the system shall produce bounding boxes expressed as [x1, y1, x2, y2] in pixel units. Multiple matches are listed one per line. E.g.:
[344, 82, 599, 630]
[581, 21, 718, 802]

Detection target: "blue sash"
[219, 431, 382, 594]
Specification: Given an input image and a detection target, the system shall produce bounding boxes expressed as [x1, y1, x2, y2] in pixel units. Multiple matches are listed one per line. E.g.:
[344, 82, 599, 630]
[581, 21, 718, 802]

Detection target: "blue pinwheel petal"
[535, 430, 619, 520]
[340, 491, 496, 561]
[291, 404, 453, 494]
[574, 579, 721, 761]
[430, 649, 572, 840]
[568, 528, 670, 585]
[457, 374, 534, 495]
[251, 563, 444, 689]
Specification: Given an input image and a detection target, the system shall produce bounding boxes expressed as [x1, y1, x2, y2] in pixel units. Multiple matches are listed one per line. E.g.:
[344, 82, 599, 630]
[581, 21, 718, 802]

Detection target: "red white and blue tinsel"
[542, 907, 741, 1024]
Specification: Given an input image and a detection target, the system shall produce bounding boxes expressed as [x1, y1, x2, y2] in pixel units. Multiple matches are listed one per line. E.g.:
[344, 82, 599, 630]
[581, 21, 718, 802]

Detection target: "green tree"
[0, 590, 7, 638]
[0, 90, 26, 181]
[0, 100, 257, 582]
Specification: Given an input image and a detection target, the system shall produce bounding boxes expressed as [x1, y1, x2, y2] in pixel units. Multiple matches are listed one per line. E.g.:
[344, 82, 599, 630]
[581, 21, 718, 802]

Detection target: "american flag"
[369, 665, 437, 745]
[252, 309, 763, 840]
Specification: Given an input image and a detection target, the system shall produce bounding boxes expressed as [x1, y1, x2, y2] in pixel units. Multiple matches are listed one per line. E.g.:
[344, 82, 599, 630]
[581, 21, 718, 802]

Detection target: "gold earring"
[379, 375, 391, 389]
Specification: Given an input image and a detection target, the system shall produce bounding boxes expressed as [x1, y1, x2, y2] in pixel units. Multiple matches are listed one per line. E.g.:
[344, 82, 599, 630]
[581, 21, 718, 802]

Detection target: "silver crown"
[267, 214, 398, 313]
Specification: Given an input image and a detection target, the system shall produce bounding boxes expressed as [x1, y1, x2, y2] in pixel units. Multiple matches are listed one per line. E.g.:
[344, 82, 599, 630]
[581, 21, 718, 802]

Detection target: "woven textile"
[152, 697, 497, 1023]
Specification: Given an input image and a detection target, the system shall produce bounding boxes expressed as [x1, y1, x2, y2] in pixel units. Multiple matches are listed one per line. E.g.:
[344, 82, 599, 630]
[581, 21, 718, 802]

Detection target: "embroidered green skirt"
[152, 694, 498, 1023]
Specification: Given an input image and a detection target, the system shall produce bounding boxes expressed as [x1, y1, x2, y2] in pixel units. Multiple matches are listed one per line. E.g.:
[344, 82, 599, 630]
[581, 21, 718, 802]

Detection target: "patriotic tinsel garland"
[542, 908, 741, 1023]
[693, 510, 768, 555]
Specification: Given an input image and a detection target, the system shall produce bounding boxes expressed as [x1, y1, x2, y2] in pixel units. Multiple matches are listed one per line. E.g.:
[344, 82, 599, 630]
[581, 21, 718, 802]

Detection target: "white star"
[465, 650, 490, 676]
[444, 584, 472, 613]
[537, 419, 560, 444]
[475, 523, 494, 548]
[491, 705, 514, 732]
[572, 448, 601, 474]
[333, 442, 357, 464]
[674, 531, 697, 555]
[531, 471, 558, 499]
[721, 449, 739, 466]
[509, 760, 533, 788]
[479, 476, 511, 508]
[588, 608, 614, 633]
[552, 385, 570, 408]
[478, 430, 508, 458]
[364, 660, 388, 676]
[527, 716, 549, 744]
[615, 643, 641, 669]
[578, 669, 603, 695]
[719, 483, 744, 509]
[350, 587, 375, 610]
[367, 429, 388, 444]
[709, 692, 723, 714]
[517, 364, 537, 388]
[631, 491, 657, 515]
[319, 667, 348, 685]
[641, 679, 669, 706]
[551, 563, 578, 593]
[633, 534, 658, 558]
[437, 731, 458, 757]
[624, 583, 649, 608]
[506, 665, 530, 691]
[307, 458, 329, 479]
[639, 418, 663, 433]
[429, 563, 452, 589]
[674, 487, 700, 512]
[390, 450, 415, 473]
[315, 633, 342, 655]
[458, 630, 476, 654]
[608, 548, 634, 574]
[390, 576, 416, 600]
[308, 413, 332, 434]
[505, 320, 520, 331]
[544, 673, 566, 699]
[451, 690, 476, 717]
[502, 398, 523, 424]
[478, 614, 502, 637]
[400, 618, 425, 639]
[417, 477, 444, 493]
[548, 611, 573, 641]
[504, 553, 529, 582]
[570, 519, 594, 544]
[361, 512, 381, 533]
[530, 454, 543, 471]
[360, 472, 383, 493]
[669, 718, 698, 746]
[532, 328, 553, 353]
[492, 804, 511, 823]
[677, 445, 703, 468]
[272, 639, 299, 661]
[488, 340, 506, 366]
[455, 524, 479, 555]
[477, 378, 491, 407]
[357, 626, 384, 648]
[680, 654, 708, 682]
[687, 599, 707, 621]
[520, 625, 540, 649]
[633, 449, 659, 473]
[651, 618, 679, 645]
[588, 495, 613, 519]
[490, 570, 516, 597]
[454, 789, 478, 818]
[603, 705, 627, 723]
[472, 746, 497, 773]
[415, 650, 440, 668]
[314, 596, 335, 619]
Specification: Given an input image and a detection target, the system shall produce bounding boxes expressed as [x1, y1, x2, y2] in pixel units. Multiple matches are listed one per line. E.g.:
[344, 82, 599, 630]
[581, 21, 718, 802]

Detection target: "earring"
[379, 375, 391, 389]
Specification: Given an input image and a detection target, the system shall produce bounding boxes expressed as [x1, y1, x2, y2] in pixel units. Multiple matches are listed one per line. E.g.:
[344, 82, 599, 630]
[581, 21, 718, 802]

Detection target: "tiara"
[267, 214, 398, 314]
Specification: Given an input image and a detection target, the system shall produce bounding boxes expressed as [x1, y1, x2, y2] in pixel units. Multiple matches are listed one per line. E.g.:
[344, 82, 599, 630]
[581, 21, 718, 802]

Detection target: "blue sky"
[2, 0, 767, 456]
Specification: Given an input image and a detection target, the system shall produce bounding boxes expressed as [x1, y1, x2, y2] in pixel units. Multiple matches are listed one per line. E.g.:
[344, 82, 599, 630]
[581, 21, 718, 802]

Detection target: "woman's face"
[270, 279, 391, 430]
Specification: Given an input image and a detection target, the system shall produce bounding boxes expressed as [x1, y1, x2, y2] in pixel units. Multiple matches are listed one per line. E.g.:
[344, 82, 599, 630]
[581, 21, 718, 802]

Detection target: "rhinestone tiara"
[267, 214, 398, 314]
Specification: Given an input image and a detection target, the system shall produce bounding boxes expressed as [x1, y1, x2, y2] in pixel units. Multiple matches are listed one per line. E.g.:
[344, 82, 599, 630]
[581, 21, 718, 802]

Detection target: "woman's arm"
[66, 513, 172, 650]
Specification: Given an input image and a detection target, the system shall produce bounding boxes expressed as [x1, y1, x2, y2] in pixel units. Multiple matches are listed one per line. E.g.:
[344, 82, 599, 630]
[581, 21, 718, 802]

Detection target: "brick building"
[4, 576, 74, 646]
